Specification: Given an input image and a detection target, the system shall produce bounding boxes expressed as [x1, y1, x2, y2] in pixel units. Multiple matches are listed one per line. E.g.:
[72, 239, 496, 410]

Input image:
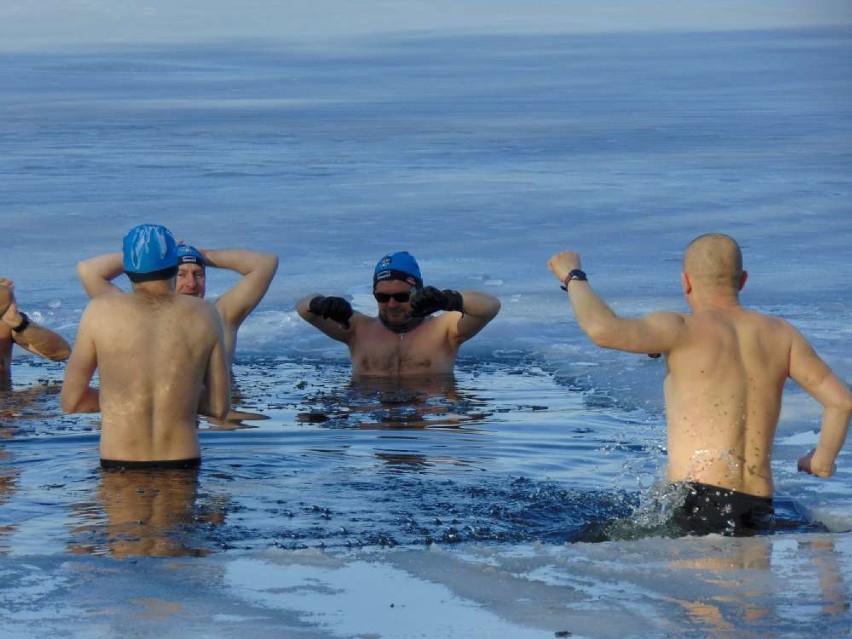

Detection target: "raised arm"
[452, 290, 501, 344]
[547, 250, 685, 355]
[789, 327, 852, 478]
[60, 304, 100, 413]
[296, 293, 362, 343]
[408, 285, 501, 344]
[1, 281, 71, 361]
[201, 249, 278, 329]
[76, 252, 125, 298]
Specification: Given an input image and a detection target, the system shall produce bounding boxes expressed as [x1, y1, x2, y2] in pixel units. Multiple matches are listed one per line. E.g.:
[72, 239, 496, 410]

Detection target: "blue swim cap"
[374, 251, 423, 288]
[122, 224, 178, 274]
[176, 243, 205, 267]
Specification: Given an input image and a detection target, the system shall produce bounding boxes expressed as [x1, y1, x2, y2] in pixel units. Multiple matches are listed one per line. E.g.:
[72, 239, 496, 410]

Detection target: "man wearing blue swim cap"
[296, 251, 501, 376]
[75, 236, 278, 408]
[62, 224, 231, 467]
[1, 278, 71, 392]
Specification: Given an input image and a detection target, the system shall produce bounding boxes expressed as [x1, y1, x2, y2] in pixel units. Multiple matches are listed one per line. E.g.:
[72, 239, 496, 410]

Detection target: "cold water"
[1, 23, 850, 639]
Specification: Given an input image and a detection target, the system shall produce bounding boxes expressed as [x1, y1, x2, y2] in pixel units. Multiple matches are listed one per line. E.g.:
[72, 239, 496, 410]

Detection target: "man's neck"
[379, 315, 424, 334]
[131, 280, 175, 296]
[688, 290, 741, 312]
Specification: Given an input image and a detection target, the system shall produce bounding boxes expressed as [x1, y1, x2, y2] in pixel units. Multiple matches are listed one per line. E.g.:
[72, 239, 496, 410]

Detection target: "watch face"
[569, 269, 587, 281]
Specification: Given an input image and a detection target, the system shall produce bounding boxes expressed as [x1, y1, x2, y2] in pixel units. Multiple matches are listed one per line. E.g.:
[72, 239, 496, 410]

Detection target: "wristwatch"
[11, 312, 30, 333]
[560, 269, 588, 291]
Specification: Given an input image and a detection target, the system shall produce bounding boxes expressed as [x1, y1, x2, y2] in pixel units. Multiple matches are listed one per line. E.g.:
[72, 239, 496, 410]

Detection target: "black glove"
[308, 296, 353, 328]
[410, 286, 464, 317]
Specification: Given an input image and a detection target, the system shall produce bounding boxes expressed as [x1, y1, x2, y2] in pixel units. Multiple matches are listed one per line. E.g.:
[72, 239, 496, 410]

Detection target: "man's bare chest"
[352, 330, 453, 375]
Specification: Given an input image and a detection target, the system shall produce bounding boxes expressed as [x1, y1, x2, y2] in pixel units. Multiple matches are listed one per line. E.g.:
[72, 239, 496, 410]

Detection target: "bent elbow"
[486, 298, 502, 319]
[584, 321, 618, 349]
[52, 342, 72, 362]
[60, 394, 77, 414]
[824, 383, 852, 418]
[213, 401, 231, 420]
[837, 392, 852, 419]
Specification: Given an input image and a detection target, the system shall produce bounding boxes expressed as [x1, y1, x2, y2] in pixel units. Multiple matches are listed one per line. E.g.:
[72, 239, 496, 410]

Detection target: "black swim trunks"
[100, 457, 201, 470]
[672, 482, 774, 537]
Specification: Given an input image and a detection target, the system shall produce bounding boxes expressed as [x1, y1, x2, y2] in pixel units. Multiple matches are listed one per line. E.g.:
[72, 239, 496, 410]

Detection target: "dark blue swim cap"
[176, 244, 205, 267]
[374, 251, 423, 288]
[122, 224, 178, 274]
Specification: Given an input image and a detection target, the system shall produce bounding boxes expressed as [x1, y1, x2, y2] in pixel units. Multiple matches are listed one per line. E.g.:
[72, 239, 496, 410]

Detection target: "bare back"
[665, 307, 795, 496]
[64, 290, 229, 462]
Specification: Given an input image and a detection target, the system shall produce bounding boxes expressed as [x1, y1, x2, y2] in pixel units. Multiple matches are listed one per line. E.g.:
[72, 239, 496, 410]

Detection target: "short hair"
[684, 233, 743, 288]
[126, 266, 179, 283]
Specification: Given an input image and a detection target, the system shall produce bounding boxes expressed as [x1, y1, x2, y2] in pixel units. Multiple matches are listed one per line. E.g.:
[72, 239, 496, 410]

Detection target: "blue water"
[1, 23, 851, 639]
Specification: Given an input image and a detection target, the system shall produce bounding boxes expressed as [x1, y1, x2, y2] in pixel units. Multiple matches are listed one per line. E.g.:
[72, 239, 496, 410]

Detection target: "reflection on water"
[660, 535, 850, 638]
[68, 467, 228, 558]
[1, 381, 64, 424]
[296, 372, 491, 430]
[0, 447, 19, 553]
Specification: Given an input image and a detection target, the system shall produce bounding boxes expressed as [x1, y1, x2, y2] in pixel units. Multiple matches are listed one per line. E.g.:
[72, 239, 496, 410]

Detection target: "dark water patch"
[212, 471, 640, 552]
[603, 484, 831, 541]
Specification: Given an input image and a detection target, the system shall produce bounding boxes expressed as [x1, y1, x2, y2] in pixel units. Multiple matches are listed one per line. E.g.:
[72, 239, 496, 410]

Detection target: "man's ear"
[738, 270, 748, 291]
[681, 272, 692, 295]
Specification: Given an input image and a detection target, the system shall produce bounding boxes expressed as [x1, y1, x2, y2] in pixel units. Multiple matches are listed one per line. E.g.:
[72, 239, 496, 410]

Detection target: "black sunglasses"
[374, 291, 412, 303]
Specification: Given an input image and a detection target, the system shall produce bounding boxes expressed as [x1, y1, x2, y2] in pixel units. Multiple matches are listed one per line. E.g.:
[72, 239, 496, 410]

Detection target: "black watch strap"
[560, 269, 588, 291]
[11, 312, 31, 333]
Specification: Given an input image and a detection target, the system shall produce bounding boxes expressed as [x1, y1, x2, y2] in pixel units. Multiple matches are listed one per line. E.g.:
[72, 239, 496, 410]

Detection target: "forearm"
[811, 406, 851, 476]
[12, 323, 71, 361]
[548, 251, 621, 345]
[2, 304, 71, 361]
[77, 253, 124, 297]
[61, 386, 100, 413]
[459, 291, 500, 318]
[198, 390, 230, 419]
[201, 248, 278, 277]
[198, 341, 232, 419]
[565, 282, 621, 346]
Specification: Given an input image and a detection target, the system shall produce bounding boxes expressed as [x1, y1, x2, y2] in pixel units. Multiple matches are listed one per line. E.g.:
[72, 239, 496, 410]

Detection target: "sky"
[2, 0, 851, 52]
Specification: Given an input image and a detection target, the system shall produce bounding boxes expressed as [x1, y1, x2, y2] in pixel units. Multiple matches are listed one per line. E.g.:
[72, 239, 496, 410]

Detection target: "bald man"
[548, 233, 851, 536]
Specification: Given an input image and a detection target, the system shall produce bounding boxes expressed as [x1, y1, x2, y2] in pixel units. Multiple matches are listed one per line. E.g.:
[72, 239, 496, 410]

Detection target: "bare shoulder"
[648, 309, 687, 324]
[178, 295, 220, 321]
[645, 309, 690, 335]
[85, 290, 128, 312]
[742, 307, 799, 336]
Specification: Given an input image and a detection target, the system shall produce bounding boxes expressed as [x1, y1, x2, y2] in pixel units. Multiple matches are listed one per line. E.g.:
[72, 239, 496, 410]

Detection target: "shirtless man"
[61, 224, 231, 467]
[1, 279, 71, 392]
[548, 233, 851, 535]
[76, 243, 278, 372]
[296, 251, 501, 376]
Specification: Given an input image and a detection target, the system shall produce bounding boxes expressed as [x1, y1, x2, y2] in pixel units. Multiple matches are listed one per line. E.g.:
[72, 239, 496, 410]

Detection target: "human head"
[373, 251, 423, 327]
[122, 224, 178, 283]
[682, 233, 746, 295]
[176, 244, 207, 298]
